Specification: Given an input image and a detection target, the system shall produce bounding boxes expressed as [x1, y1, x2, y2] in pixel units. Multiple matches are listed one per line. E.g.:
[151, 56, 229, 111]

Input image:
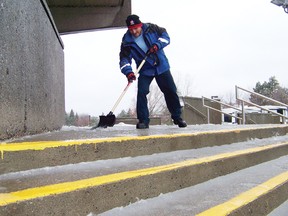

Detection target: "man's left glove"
[148, 44, 158, 54]
[126, 72, 136, 83]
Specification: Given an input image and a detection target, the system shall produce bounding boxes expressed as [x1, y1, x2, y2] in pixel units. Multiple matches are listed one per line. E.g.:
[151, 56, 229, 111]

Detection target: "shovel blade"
[92, 112, 116, 129]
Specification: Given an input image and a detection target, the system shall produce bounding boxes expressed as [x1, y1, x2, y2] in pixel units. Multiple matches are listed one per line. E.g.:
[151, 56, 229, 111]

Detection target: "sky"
[61, 0, 288, 117]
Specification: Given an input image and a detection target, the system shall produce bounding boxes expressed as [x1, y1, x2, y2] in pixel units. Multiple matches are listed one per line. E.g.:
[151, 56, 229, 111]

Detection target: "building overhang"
[47, 0, 131, 34]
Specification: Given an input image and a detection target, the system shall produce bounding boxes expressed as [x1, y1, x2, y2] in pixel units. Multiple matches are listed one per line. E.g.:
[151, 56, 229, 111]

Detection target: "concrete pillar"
[0, 0, 64, 140]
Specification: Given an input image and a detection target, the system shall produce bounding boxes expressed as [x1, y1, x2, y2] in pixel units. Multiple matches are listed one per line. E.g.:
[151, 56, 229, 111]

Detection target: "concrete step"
[269, 199, 288, 216]
[98, 156, 288, 216]
[1, 124, 288, 174]
[0, 133, 287, 215]
[197, 171, 288, 216]
[1, 134, 288, 192]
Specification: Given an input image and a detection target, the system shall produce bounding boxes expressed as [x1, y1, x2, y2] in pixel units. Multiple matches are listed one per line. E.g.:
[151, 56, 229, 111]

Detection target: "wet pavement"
[1, 124, 287, 215]
[1, 123, 282, 143]
[98, 155, 288, 216]
[1, 131, 288, 193]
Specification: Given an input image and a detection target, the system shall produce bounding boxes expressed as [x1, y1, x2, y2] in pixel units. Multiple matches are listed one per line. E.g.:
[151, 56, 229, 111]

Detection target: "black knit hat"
[126, 14, 143, 29]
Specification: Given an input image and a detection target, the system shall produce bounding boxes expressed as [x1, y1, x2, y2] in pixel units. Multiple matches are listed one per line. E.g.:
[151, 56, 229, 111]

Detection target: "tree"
[219, 91, 237, 106]
[117, 109, 128, 118]
[179, 74, 195, 97]
[90, 116, 98, 126]
[75, 114, 90, 126]
[127, 108, 136, 117]
[75, 113, 79, 125]
[65, 109, 77, 126]
[117, 82, 169, 120]
[117, 108, 136, 118]
[271, 86, 288, 104]
[250, 76, 288, 105]
[147, 84, 167, 116]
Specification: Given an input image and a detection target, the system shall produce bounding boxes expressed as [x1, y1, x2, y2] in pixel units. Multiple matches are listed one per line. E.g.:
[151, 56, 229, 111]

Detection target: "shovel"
[92, 54, 149, 129]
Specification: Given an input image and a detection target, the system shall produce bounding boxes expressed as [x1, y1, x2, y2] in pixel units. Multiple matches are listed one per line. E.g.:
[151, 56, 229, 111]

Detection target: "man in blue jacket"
[119, 14, 187, 129]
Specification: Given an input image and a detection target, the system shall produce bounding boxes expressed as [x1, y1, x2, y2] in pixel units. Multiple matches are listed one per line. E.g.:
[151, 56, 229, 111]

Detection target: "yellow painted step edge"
[0, 142, 287, 207]
[0, 132, 216, 152]
[0, 125, 284, 152]
[196, 171, 288, 216]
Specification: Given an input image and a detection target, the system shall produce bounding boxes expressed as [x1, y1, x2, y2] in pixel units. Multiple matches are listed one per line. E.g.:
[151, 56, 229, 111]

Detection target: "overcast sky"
[61, 0, 288, 117]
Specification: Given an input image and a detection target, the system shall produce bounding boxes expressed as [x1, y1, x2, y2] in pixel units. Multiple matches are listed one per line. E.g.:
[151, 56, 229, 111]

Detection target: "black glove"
[148, 44, 158, 54]
[126, 72, 136, 83]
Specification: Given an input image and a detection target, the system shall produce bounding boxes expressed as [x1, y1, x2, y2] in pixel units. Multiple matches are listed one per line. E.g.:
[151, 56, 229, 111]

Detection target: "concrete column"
[0, 0, 64, 140]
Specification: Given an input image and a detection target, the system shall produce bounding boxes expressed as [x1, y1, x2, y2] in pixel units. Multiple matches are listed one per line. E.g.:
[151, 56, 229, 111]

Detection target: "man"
[119, 14, 187, 129]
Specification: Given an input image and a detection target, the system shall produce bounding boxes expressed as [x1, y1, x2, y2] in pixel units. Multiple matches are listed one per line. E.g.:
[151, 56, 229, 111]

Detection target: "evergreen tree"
[65, 112, 69, 125]
[65, 109, 76, 125]
[75, 113, 79, 125]
[250, 76, 288, 105]
[117, 109, 128, 118]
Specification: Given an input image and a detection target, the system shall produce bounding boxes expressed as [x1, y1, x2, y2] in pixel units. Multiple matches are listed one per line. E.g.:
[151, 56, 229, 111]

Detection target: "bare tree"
[219, 91, 236, 106]
[271, 86, 288, 104]
[125, 72, 197, 120]
[147, 82, 167, 116]
[176, 73, 195, 97]
[123, 81, 167, 118]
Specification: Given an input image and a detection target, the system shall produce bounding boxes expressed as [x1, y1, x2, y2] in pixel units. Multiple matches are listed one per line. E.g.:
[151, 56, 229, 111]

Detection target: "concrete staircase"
[0, 124, 287, 215]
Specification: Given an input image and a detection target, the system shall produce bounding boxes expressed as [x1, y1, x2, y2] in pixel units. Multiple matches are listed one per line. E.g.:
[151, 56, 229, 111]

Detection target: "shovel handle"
[110, 54, 149, 113]
[134, 54, 148, 76]
[110, 82, 131, 113]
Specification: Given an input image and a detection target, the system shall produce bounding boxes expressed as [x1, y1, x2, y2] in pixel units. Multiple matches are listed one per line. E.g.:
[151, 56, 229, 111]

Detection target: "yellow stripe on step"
[0, 142, 287, 207]
[196, 171, 288, 216]
[0, 132, 211, 151]
[0, 125, 285, 152]
[0, 129, 242, 152]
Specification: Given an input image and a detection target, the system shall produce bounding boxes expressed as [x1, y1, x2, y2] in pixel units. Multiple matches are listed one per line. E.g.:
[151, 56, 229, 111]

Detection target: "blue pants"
[137, 70, 182, 124]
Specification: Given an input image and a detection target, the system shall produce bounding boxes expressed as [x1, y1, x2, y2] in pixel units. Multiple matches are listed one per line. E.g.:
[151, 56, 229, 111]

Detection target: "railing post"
[241, 100, 245, 125]
[207, 108, 210, 124]
[282, 116, 287, 124]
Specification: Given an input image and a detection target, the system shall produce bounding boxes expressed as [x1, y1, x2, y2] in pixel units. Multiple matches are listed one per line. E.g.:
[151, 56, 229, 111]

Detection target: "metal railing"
[201, 86, 288, 125]
[202, 96, 243, 124]
[235, 86, 288, 124]
[184, 102, 207, 120]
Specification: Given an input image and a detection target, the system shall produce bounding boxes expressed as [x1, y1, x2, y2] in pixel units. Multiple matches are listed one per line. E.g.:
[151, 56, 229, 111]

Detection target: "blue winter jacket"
[119, 23, 170, 76]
